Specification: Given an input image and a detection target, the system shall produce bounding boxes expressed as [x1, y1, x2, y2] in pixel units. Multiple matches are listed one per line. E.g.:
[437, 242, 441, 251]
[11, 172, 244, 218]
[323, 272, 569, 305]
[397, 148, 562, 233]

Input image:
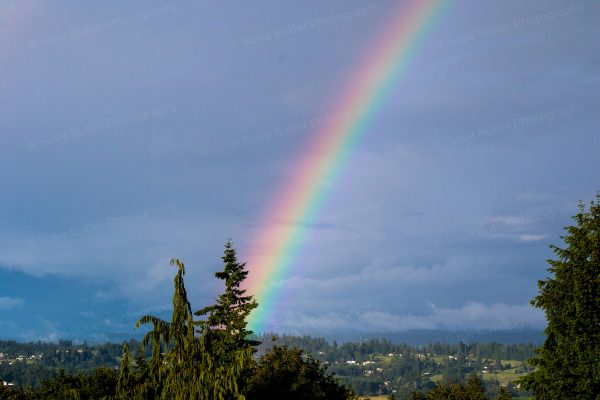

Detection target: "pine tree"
[195, 240, 259, 356]
[116, 343, 131, 397]
[520, 193, 600, 399]
[132, 257, 251, 399]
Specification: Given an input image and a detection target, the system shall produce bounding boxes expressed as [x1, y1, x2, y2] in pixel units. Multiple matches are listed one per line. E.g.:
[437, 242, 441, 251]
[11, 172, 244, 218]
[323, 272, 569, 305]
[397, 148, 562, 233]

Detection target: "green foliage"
[0, 385, 35, 400]
[411, 373, 509, 399]
[519, 194, 600, 399]
[0, 340, 124, 388]
[116, 343, 132, 398]
[245, 345, 355, 400]
[2, 337, 538, 398]
[35, 368, 118, 400]
[195, 240, 260, 358]
[126, 257, 252, 400]
[252, 335, 537, 397]
[495, 387, 511, 400]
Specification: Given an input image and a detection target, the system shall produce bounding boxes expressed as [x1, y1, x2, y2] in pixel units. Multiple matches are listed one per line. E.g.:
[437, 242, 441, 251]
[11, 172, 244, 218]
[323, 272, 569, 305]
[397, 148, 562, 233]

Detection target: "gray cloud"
[0, 297, 24, 310]
[275, 302, 545, 334]
[0, 0, 598, 337]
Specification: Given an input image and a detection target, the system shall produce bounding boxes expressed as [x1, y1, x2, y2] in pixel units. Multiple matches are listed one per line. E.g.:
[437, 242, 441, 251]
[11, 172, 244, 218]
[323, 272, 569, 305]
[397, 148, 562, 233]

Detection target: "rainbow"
[244, 0, 449, 333]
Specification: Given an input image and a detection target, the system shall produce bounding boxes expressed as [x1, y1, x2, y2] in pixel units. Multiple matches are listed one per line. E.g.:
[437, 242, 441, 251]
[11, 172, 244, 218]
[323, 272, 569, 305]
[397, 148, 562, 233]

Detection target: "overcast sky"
[1, 0, 599, 341]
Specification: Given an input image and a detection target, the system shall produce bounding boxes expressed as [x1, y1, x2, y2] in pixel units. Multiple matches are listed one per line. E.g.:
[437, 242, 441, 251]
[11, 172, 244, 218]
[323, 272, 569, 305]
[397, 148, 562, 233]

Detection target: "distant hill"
[38, 328, 545, 346]
[320, 329, 545, 346]
[1, 334, 539, 398]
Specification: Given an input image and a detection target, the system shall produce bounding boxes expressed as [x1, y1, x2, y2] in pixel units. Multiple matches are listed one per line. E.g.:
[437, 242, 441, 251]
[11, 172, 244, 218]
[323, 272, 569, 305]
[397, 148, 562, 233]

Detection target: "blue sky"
[1, 0, 599, 341]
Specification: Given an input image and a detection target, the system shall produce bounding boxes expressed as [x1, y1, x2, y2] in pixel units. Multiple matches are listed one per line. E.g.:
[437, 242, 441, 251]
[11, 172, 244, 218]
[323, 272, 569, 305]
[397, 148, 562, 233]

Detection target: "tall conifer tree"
[195, 240, 259, 355]
[520, 193, 600, 398]
[116, 343, 131, 397]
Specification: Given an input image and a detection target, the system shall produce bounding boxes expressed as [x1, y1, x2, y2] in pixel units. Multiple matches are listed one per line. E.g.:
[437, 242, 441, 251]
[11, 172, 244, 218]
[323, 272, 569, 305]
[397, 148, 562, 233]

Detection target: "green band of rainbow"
[244, 0, 449, 333]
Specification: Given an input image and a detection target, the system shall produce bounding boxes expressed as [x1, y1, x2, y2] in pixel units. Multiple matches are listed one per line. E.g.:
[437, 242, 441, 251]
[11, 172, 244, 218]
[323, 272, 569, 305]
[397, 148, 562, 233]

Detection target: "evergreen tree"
[520, 193, 600, 399]
[195, 240, 259, 355]
[132, 258, 251, 400]
[116, 343, 131, 397]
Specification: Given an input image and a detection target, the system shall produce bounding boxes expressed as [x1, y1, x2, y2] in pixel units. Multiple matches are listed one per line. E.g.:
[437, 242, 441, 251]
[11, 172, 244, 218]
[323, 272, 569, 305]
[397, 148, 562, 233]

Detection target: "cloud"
[18, 317, 62, 342]
[93, 289, 121, 303]
[518, 233, 550, 242]
[283, 256, 483, 293]
[0, 297, 24, 310]
[131, 258, 174, 292]
[516, 191, 558, 203]
[274, 302, 545, 334]
[488, 216, 529, 226]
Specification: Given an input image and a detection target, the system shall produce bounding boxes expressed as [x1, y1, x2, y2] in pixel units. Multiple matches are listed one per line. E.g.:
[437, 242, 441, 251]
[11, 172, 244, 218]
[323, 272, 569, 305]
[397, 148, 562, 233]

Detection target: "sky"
[0, 0, 599, 342]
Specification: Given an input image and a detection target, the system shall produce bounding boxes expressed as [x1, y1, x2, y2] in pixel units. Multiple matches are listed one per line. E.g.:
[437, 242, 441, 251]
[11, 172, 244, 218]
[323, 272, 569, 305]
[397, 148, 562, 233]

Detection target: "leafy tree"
[0, 385, 34, 400]
[244, 345, 355, 400]
[35, 368, 118, 400]
[520, 194, 600, 399]
[82, 367, 119, 399]
[410, 392, 426, 400]
[35, 369, 83, 400]
[410, 373, 504, 400]
[495, 387, 511, 400]
[464, 373, 486, 400]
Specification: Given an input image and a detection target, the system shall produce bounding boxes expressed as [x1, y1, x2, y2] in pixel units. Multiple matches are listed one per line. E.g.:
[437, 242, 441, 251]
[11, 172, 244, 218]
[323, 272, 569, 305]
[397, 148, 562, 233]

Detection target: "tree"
[0, 385, 34, 400]
[35, 369, 83, 400]
[131, 257, 252, 400]
[520, 193, 600, 399]
[410, 373, 498, 400]
[463, 373, 486, 400]
[245, 345, 355, 400]
[410, 392, 426, 400]
[495, 387, 511, 400]
[82, 367, 120, 399]
[195, 240, 259, 357]
[116, 343, 131, 397]
[34, 367, 119, 400]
